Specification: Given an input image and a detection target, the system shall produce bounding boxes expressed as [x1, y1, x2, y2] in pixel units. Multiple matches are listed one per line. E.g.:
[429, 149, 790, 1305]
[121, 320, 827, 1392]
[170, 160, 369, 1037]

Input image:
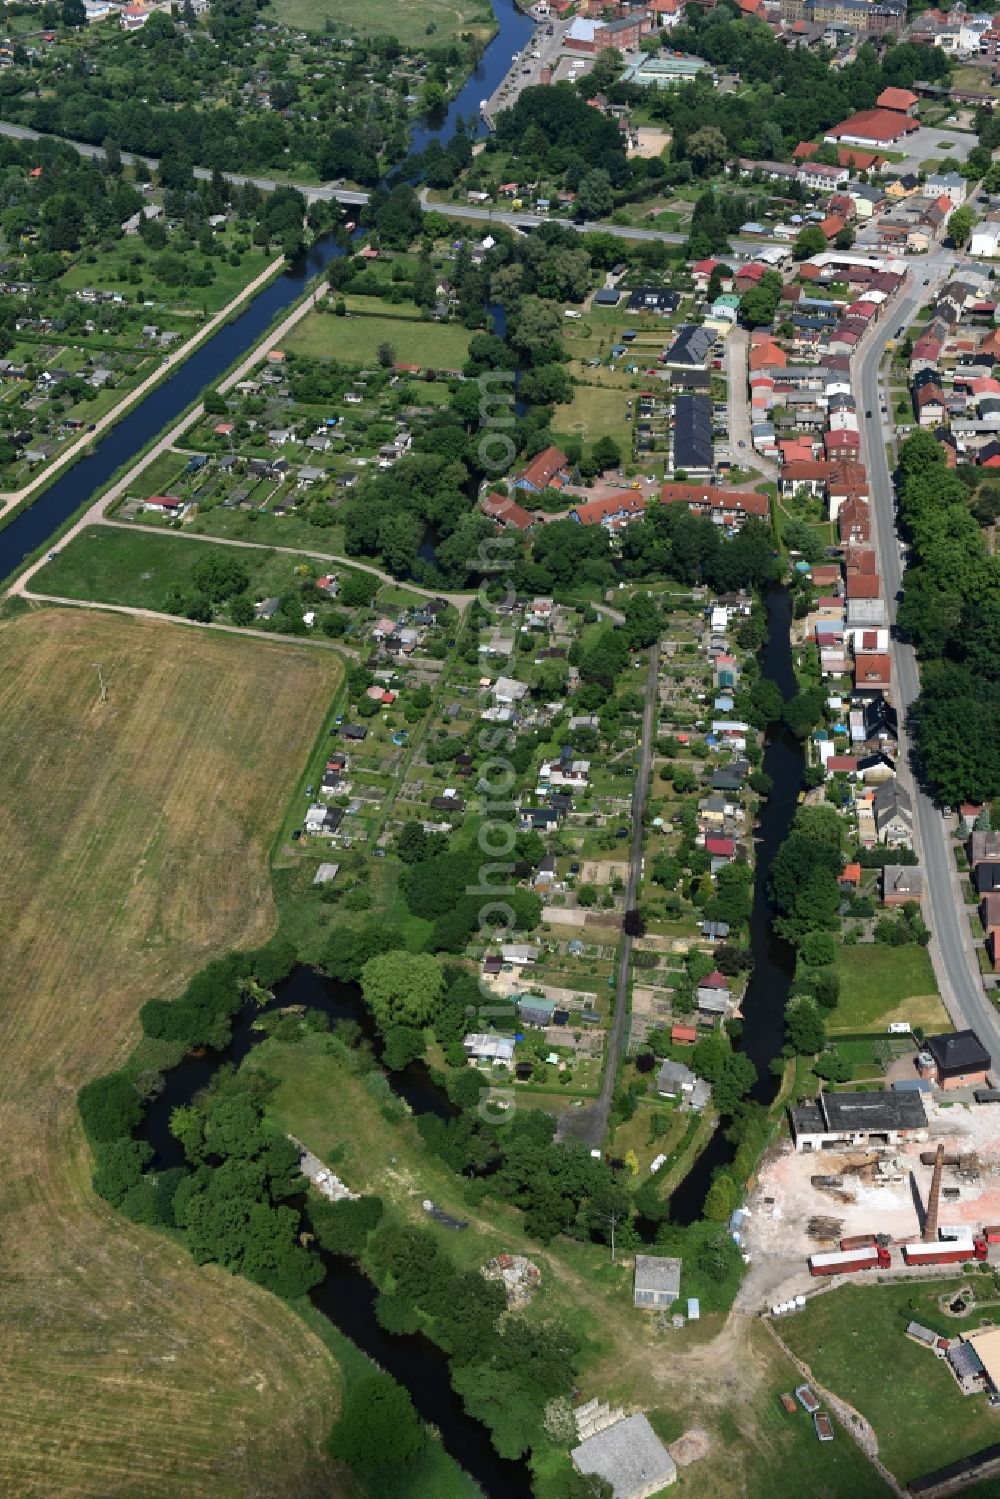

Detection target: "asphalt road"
[855, 250, 1000, 1059]
[0, 119, 781, 254]
[557, 639, 660, 1149]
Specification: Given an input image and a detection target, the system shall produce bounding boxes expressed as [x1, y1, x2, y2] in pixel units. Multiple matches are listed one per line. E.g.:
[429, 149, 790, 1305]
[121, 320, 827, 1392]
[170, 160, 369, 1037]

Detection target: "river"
[138, 964, 533, 1498]
[12, 0, 796, 1473]
[0, 0, 536, 586]
[667, 585, 805, 1225]
[1, 4, 538, 1491]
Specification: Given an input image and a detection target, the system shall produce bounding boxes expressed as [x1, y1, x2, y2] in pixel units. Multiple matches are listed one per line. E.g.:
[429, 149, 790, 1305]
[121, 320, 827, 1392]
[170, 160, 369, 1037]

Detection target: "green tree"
[793, 224, 827, 260]
[576, 168, 614, 220]
[948, 204, 974, 247]
[704, 1172, 739, 1223]
[687, 125, 729, 177]
[396, 819, 428, 864]
[327, 1373, 425, 1474]
[78, 1071, 142, 1143]
[361, 950, 444, 1032]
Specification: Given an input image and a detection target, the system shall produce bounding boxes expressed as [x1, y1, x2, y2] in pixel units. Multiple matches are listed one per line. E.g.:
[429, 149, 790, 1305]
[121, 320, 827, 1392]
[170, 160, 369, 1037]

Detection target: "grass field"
[269, 0, 496, 43]
[286, 306, 472, 370]
[553, 381, 635, 457]
[0, 608, 346, 1498]
[780, 1280, 1000, 1486]
[35, 525, 331, 615]
[830, 944, 943, 1033]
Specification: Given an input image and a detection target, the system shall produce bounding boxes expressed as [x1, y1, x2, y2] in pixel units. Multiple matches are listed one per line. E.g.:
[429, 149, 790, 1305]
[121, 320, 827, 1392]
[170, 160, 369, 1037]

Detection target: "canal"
[668, 584, 805, 1224]
[0, 0, 536, 585]
[8, 0, 803, 1469]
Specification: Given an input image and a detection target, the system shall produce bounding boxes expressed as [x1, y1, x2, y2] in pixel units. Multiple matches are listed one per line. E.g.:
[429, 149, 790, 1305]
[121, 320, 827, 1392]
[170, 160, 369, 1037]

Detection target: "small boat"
[780, 1392, 797, 1414]
[814, 1412, 834, 1442]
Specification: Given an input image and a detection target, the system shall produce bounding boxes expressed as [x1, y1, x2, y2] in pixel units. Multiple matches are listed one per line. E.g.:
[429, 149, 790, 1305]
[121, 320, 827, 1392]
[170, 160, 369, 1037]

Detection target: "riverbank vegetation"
[0, 607, 344, 1497]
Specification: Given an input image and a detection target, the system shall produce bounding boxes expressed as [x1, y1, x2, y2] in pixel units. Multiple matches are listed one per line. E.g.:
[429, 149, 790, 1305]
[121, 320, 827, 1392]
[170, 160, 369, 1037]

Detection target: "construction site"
[745, 1097, 1000, 1295]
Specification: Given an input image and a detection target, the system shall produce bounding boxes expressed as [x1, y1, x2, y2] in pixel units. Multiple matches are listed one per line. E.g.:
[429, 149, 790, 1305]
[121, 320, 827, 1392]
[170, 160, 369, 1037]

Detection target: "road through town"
[855, 252, 1000, 1060]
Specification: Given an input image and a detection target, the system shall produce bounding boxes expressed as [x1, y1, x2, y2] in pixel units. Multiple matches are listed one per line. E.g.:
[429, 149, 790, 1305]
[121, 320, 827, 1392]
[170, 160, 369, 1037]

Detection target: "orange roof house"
[875, 86, 918, 115]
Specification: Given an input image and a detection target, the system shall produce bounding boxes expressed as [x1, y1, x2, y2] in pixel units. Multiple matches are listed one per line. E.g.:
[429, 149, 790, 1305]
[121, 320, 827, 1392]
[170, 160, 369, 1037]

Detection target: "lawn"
[0, 608, 344, 1497]
[285, 306, 472, 371]
[35, 525, 334, 616]
[780, 1280, 1000, 1486]
[553, 381, 635, 458]
[60, 241, 278, 317]
[830, 944, 944, 1033]
[269, 0, 496, 44]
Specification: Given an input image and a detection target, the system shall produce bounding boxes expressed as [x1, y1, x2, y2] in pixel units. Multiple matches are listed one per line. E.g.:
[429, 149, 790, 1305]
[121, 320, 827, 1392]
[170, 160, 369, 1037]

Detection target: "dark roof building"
[672, 393, 713, 476]
[790, 1088, 928, 1150]
[924, 1030, 991, 1086]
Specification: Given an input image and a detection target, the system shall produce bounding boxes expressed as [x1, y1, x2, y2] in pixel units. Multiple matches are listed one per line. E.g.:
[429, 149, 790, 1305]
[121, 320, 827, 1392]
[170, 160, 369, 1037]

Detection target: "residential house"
[922, 1030, 991, 1091]
[873, 778, 913, 847]
[513, 445, 571, 494]
[882, 864, 923, 904]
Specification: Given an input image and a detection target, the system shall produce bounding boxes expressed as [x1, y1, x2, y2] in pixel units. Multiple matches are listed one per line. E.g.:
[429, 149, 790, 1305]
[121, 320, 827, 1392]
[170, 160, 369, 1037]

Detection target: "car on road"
[896, 326, 904, 337]
[923, 278, 930, 285]
[866, 409, 872, 418]
[738, 439, 746, 448]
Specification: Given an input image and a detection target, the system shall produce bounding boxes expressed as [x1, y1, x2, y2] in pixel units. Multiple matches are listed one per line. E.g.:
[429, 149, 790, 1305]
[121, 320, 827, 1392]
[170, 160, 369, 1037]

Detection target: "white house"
[970, 225, 1000, 259]
[464, 1033, 515, 1067]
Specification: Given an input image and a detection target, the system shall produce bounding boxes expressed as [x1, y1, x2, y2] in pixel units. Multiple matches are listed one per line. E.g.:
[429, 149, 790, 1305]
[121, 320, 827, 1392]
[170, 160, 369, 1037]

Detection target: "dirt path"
[0, 256, 285, 517]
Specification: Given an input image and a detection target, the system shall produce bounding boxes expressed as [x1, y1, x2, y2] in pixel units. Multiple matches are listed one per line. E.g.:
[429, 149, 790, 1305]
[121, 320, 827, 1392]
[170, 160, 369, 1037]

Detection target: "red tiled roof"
[844, 545, 876, 574]
[846, 571, 881, 599]
[783, 459, 832, 481]
[659, 483, 769, 518]
[854, 652, 891, 685]
[876, 86, 918, 112]
[480, 492, 536, 532]
[826, 109, 919, 144]
[571, 491, 646, 527]
[519, 445, 569, 490]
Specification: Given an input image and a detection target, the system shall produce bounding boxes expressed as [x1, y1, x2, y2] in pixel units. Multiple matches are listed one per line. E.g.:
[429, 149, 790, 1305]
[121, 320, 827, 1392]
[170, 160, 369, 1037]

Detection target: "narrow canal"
[0, 0, 536, 584]
[668, 584, 805, 1224]
[7, 0, 803, 1471]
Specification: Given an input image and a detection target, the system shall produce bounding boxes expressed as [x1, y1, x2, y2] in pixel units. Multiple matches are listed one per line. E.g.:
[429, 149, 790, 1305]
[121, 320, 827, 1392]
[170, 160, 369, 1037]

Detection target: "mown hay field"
[0, 607, 347, 1498]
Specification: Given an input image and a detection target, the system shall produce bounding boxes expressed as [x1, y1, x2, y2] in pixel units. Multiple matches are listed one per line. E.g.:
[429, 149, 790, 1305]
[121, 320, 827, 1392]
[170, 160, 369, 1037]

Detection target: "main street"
[855, 250, 1000, 1059]
[0, 119, 780, 257]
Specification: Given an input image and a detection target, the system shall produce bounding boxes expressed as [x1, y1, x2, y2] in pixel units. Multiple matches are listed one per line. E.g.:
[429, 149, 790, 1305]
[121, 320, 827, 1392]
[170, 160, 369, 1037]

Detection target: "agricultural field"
[0, 608, 344, 1497]
[285, 305, 472, 371]
[830, 944, 943, 1033]
[780, 1280, 1000, 1487]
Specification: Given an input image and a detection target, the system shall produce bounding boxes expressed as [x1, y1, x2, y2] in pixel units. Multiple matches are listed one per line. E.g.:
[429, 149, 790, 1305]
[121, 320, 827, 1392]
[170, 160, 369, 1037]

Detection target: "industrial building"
[789, 1089, 928, 1152]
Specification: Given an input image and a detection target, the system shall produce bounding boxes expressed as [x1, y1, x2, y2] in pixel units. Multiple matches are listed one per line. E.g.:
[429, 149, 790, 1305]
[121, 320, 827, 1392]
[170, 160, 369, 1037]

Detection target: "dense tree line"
[894, 431, 1000, 804]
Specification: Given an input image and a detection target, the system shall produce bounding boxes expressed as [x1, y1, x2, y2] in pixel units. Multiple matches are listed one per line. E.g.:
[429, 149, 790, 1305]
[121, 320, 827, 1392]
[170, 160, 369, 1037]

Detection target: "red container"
[839, 1235, 878, 1252]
